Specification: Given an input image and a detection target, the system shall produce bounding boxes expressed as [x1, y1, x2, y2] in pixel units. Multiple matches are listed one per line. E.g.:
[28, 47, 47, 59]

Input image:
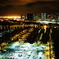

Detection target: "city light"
[0, 11, 56, 59]
[0, 1, 58, 59]
[44, 25, 47, 29]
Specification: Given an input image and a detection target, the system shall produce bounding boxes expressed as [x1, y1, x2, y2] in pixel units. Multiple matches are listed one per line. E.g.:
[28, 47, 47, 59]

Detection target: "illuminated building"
[33, 14, 39, 21]
[41, 13, 46, 21]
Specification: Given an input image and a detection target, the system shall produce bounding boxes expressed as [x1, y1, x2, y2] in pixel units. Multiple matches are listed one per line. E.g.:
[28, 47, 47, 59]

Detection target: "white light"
[38, 52, 43, 55]
[11, 42, 19, 47]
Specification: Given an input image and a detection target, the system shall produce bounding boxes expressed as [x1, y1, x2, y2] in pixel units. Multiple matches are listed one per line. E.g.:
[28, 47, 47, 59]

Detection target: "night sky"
[0, 0, 59, 16]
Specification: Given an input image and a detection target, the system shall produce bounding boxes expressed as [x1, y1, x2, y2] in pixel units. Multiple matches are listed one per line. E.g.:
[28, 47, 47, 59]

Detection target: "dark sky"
[0, 0, 59, 6]
[0, 0, 59, 16]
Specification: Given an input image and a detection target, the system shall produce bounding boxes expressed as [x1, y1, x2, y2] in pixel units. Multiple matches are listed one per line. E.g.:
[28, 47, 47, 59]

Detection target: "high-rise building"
[27, 14, 33, 21]
[44, 13, 46, 20]
[41, 13, 46, 21]
[57, 16, 59, 21]
[33, 14, 39, 21]
[41, 13, 44, 21]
